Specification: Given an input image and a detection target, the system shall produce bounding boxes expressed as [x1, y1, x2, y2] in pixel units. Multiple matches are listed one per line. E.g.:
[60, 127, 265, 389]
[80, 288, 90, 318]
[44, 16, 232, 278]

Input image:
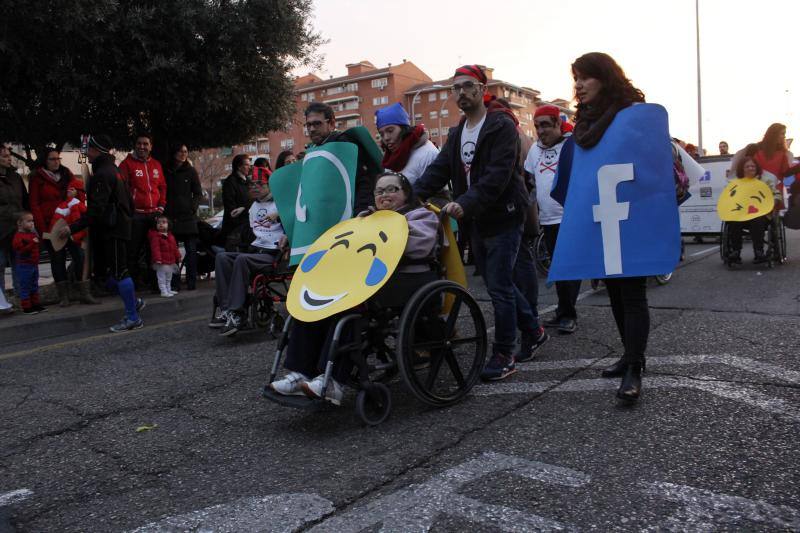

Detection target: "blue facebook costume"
[554, 52, 680, 401]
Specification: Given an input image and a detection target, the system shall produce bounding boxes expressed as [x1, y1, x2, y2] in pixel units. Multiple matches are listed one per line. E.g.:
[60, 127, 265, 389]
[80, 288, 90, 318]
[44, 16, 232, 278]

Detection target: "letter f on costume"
[592, 163, 634, 275]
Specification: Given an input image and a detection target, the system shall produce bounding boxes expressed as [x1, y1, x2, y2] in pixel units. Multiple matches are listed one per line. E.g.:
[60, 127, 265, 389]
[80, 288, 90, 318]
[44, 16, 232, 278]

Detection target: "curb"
[0, 287, 213, 347]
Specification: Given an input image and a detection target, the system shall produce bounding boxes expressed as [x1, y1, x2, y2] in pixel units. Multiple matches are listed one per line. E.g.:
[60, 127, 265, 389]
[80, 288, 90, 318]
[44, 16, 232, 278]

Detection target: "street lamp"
[410, 84, 444, 125]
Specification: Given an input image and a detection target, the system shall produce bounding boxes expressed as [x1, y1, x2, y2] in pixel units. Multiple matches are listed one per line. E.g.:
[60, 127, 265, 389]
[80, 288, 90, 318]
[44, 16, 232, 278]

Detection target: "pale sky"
[301, 0, 798, 154]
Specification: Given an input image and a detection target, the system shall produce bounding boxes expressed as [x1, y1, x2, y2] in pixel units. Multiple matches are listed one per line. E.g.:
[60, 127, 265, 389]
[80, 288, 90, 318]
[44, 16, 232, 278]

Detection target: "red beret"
[534, 105, 561, 119]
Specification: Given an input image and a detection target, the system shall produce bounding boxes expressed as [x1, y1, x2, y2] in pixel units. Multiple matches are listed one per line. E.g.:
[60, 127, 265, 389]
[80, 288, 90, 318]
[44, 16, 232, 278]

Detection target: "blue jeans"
[471, 224, 539, 355]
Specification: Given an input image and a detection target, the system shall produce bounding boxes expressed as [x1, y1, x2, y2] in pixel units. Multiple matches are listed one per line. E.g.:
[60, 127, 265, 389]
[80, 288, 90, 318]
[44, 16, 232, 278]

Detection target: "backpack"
[672, 143, 690, 204]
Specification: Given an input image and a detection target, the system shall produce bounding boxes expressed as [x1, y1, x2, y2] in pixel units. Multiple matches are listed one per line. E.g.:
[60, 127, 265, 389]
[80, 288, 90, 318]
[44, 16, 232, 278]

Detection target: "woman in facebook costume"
[571, 52, 648, 401]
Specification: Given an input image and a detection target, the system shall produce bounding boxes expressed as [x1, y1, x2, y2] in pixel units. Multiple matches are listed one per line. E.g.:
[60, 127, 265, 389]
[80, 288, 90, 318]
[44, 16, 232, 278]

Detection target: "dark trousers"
[605, 277, 649, 365]
[47, 239, 83, 283]
[214, 250, 278, 312]
[103, 238, 130, 281]
[471, 224, 539, 355]
[173, 234, 198, 290]
[542, 224, 581, 320]
[129, 213, 155, 285]
[728, 216, 769, 253]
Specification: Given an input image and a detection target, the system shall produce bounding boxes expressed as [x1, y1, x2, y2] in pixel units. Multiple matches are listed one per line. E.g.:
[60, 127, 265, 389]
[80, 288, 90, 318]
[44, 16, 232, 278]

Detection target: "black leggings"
[604, 277, 649, 365]
[727, 216, 769, 253]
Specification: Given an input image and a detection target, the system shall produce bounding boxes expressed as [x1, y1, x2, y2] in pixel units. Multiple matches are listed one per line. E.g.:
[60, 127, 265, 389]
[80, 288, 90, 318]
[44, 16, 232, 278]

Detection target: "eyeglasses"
[374, 185, 401, 196]
[451, 81, 483, 94]
[304, 120, 324, 128]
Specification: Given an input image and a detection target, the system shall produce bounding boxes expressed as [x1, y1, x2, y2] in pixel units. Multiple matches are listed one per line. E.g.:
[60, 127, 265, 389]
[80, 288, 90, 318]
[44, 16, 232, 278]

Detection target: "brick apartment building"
[250, 60, 572, 164]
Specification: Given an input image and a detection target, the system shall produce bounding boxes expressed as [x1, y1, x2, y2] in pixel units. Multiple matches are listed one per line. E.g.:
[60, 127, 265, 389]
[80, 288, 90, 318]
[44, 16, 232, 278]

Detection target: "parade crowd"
[2, 52, 798, 403]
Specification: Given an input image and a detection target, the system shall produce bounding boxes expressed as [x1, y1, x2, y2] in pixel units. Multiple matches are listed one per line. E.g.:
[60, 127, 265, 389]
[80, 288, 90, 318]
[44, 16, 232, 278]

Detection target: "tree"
[191, 148, 231, 212]
[0, 0, 321, 158]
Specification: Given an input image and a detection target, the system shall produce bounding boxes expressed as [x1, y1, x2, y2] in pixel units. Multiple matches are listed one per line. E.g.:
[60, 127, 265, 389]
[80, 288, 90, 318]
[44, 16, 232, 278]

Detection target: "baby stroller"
[192, 220, 221, 280]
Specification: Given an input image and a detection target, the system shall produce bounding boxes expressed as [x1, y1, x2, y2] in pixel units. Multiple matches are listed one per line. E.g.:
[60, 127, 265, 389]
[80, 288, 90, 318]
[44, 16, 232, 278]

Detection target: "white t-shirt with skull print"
[524, 136, 569, 225]
[249, 198, 285, 250]
[460, 115, 485, 187]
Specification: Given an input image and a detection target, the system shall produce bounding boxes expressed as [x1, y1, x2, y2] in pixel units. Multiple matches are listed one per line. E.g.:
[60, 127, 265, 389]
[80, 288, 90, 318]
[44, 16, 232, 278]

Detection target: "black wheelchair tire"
[530, 232, 551, 277]
[355, 383, 391, 426]
[397, 280, 487, 407]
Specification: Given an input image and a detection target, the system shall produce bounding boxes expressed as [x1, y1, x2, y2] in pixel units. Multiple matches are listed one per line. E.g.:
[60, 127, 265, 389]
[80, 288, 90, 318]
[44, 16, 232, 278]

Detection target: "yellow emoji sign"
[717, 178, 775, 222]
[287, 210, 409, 322]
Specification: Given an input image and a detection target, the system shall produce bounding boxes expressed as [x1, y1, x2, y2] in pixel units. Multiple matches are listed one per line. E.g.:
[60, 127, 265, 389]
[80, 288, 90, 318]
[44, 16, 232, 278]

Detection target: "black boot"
[602, 357, 645, 377]
[617, 363, 642, 401]
[753, 249, 768, 264]
[601, 358, 627, 378]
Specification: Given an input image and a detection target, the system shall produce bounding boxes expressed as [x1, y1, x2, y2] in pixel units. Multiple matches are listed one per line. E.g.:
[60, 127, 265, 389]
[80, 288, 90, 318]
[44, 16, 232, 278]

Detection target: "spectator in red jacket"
[148, 215, 181, 298]
[118, 132, 166, 289]
[29, 148, 88, 305]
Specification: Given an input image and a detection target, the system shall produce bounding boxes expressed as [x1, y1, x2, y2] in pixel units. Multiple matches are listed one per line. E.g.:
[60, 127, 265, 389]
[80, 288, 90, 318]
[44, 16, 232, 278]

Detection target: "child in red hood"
[148, 215, 181, 297]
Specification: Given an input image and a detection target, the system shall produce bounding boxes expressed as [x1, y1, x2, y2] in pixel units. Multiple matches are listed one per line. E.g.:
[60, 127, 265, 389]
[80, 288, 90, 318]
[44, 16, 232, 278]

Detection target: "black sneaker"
[23, 307, 40, 315]
[136, 297, 146, 313]
[480, 353, 517, 381]
[753, 250, 768, 264]
[208, 311, 228, 329]
[727, 251, 742, 265]
[543, 316, 561, 328]
[515, 327, 549, 363]
[220, 312, 243, 337]
[557, 317, 577, 334]
[33, 304, 47, 313]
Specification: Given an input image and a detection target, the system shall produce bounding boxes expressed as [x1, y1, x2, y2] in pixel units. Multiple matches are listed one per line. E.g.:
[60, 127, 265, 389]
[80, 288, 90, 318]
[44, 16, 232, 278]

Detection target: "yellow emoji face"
[286, 210, 409, 322]
[717, 178, 775, 222]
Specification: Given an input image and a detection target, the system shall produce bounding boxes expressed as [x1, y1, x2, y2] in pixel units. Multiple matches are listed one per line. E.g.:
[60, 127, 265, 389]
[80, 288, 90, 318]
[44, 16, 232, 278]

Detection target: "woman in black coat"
[220, 153, 252, 251]
[164, 144, 202, 290]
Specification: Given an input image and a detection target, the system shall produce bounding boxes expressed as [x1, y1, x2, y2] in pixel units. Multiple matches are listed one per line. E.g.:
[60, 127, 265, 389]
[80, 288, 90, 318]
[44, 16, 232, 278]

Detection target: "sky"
[298, 0, 799, 154]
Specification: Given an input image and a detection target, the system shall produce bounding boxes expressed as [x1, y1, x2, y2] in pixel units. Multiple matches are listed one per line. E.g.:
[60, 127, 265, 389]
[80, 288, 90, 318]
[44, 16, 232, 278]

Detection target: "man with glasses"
[525, 105, 580, 334]
[414, 64, 547, 381]
[303, 102, 376, 213]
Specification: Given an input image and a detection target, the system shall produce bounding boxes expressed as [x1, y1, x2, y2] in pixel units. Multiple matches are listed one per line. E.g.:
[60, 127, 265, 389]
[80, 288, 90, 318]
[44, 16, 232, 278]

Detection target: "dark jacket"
[0, 166, 26, 248]
[165, 161, 202, 236]
[70, 153, 133, 241]
[320, 130, 379, 214]
[414, 110, 528, 237]
[220, 172, 251, 238]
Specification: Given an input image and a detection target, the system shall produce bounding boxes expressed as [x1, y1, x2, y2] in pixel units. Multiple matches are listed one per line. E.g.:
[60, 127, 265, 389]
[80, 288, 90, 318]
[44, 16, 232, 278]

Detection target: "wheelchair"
[528, 231, 551, 277]
[262, 278, 488, 426]
[211, 262, 294, 338]
[720, 216, 787, 268]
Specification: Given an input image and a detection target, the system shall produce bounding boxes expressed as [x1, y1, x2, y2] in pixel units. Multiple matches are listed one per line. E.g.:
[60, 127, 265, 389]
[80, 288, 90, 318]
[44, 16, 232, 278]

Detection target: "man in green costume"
[271, 102, 382, 264]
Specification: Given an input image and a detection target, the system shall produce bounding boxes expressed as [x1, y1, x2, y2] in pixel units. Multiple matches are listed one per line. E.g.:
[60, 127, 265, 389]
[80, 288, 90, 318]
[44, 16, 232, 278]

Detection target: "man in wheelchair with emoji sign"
[263, 172, 487, 425]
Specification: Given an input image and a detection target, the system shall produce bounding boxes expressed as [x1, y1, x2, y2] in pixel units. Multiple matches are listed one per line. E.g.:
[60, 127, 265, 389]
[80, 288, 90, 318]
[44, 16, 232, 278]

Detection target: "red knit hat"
[534, 105, 560, 119]
[453, 64, 487, 84]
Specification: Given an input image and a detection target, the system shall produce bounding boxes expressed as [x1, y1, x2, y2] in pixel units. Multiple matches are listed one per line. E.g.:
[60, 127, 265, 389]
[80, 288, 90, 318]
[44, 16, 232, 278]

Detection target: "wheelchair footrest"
[261, 386, 329, 411]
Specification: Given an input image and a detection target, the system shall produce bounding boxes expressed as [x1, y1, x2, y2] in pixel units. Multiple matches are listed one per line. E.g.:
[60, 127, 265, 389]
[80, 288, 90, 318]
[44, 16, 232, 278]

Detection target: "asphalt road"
[1, 235, 799, 532]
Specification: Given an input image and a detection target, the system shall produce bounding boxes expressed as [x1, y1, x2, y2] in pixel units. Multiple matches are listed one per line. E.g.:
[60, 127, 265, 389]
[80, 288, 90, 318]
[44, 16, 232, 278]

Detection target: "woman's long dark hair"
[571, 52, 645, 120]
[759, 123, 786, 159]
[169, 143, 188, 169]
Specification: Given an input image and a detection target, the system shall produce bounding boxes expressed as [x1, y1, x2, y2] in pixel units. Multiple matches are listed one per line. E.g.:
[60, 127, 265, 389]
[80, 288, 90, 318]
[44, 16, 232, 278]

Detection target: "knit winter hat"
[453, 65, 487, 84]
[87, 134, 113, 153]
[375, 103, 411, 129]
[534, 105, 561, 119]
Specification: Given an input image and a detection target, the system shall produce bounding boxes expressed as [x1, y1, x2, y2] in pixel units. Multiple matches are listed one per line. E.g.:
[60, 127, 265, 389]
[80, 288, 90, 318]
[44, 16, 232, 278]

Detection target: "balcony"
[323, 91, 359, 104]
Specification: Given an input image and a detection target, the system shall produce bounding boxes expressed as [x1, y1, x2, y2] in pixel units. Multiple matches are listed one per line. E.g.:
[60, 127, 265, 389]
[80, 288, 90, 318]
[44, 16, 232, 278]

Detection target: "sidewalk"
[0, 280, 214, 348]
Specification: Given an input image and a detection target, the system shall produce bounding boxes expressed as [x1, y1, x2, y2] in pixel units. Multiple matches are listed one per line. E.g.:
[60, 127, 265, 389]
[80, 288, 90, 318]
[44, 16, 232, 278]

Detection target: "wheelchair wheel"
[654, 272, 673, 285]
[720, 222, 730, 263]
[531, 232, 551, 277]
[251, 277, 275, 329]
[776, 218, 787, 264]
[397, 280, 487, 407]
[355, 383, 392, 426]
[268, 312, 285, 339]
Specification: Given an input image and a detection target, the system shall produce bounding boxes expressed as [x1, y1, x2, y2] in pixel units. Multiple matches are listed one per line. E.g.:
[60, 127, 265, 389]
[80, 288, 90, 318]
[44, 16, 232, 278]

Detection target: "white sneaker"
[169, 290, 178, 296]
[269, 371, 309, 396]
[302, 374, 344, 406]
[160, 291, 173, 298]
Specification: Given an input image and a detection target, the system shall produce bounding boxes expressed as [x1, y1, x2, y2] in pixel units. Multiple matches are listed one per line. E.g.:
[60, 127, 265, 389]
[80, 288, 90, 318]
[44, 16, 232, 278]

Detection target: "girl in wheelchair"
[269, 171, 440, 405]
[726, 156, 780, 265]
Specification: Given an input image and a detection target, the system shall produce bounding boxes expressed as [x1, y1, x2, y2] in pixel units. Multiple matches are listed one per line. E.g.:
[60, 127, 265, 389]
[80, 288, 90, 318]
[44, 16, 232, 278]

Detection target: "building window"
[344, 100, 359, 110]
[346, 82, 358, 92]
[414, 113, 422, 122]
[242, 143, 257, 153]
[441, 109, 449, 118]
[413, 95, 421, 104]
[301, 93, 307, 101]
[371, 77, 388, 88]
[430, 128, 439, 137]
[280, 139, 294, 150]
[345, 118, 361, 128]
[428, 92, 437, 102]
[372, 96, 389, 106]
[429, 111, 438, 120]
[308, 92, 315, 102]
[439, 91, 448, 100]
[327, 86, 344, 95]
